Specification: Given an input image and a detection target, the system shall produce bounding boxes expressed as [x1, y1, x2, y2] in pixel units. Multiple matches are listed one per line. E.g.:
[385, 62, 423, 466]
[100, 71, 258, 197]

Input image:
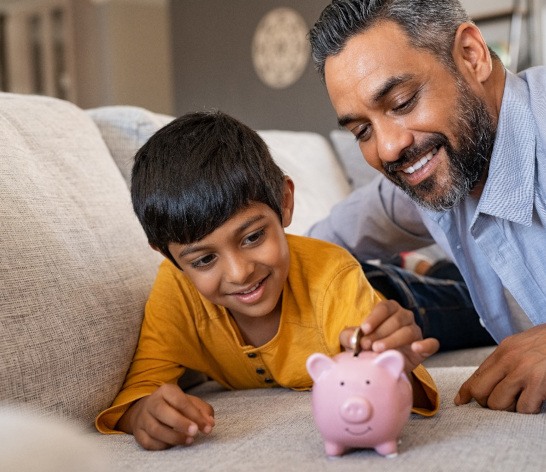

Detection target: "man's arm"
[307, 175, 435, 261]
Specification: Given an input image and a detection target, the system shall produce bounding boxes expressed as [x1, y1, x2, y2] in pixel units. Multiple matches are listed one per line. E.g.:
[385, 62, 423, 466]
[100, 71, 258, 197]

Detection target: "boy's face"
[167, 180, 294, 324]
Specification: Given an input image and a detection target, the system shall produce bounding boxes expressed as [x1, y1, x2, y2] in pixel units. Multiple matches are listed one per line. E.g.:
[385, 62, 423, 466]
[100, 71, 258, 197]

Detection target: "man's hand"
[455, 324, 546, 413]
[339, 299, 440, 373]
[117, 384, 215, 450]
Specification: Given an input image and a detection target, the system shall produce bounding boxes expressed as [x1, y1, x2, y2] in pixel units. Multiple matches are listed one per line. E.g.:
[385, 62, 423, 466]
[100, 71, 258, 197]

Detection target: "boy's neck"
[229, 301, 282, 347]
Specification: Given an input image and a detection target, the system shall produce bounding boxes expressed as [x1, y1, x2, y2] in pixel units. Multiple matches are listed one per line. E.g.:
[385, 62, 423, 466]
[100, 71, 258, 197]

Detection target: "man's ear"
[452, 22, 493, 84]
[281, 176, 295, 228]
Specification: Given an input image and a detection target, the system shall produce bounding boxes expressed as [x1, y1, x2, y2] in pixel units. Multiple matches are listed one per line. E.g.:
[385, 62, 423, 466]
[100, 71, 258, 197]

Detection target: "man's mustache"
[383, 134, 448, 174]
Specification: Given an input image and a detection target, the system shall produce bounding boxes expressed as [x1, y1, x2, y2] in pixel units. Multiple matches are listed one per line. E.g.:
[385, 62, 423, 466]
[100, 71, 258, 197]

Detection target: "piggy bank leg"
[324, 441, 348, 457]
[375, 440, 398, 458]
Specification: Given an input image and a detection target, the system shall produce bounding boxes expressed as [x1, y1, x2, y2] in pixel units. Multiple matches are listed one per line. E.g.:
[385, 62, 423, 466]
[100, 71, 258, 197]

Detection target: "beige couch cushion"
[0, 93, 161, 426]
[87, 106, 174, 187]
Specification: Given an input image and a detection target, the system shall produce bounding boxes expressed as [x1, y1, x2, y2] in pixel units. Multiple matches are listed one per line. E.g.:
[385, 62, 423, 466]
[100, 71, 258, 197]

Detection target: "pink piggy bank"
[306, 350, 412, 458]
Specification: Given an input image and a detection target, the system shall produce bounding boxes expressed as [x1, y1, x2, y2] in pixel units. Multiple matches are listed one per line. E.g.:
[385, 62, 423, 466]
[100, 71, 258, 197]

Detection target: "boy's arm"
[115, 384, 215, 451]
[96, 261, 210, 434]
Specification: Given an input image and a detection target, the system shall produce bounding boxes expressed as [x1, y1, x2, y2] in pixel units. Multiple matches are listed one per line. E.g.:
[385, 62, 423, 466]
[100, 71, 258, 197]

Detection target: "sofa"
[1, 92, 544, 472]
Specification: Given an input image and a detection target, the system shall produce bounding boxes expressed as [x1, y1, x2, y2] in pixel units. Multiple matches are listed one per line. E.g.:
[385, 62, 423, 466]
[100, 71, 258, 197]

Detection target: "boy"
[95, 111, 439, 450]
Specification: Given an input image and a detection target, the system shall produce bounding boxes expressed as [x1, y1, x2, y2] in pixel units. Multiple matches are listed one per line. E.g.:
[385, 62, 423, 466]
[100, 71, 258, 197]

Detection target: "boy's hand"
[117, 384, 215, 450]
[340, 299, 440, 373]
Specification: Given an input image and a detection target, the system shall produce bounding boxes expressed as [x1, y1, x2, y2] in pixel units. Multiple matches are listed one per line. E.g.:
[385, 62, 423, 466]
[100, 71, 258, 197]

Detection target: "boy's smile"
[167, 198, 293, 345]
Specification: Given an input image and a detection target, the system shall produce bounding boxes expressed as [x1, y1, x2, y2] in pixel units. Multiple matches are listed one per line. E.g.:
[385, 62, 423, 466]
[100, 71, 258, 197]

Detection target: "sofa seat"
[90, 364, 544, 472]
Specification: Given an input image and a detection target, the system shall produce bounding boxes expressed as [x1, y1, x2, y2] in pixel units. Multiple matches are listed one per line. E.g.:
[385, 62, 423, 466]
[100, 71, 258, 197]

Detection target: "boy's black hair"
[131, 110, 286, 265]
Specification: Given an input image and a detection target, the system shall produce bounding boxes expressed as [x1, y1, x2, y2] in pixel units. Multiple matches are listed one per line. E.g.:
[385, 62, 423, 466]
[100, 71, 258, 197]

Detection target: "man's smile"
[402, 147, 439, 175]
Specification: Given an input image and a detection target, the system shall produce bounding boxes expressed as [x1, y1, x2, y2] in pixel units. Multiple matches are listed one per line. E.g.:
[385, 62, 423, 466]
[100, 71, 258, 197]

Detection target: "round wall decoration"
[251, 7, 310, 89]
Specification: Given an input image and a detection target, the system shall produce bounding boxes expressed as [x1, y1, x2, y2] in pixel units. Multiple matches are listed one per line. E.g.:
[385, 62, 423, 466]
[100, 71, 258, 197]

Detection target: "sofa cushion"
[0, 93, 162, 426]
[88, 106, 352, 236]
[87, 106, 174, 187]
[258, 130, 352, 235]
[329, 129, 380, 189]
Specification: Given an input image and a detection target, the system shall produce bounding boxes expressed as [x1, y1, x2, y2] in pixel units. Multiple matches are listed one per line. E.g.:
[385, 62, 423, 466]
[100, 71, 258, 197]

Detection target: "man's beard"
[384, 77, 496, 211]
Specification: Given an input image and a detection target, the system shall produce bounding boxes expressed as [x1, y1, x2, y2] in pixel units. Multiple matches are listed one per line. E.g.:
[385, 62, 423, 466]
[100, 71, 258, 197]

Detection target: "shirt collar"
[425, 70, 537, 227]
[476, 70, 536, 226]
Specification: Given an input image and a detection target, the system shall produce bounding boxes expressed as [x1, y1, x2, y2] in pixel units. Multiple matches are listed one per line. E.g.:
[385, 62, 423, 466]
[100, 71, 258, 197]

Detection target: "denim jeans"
[361, 261, 496, 351]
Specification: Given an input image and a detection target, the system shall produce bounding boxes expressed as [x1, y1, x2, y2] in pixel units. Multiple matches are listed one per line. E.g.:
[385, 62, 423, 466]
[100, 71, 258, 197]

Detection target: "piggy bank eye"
[340, 381, 345, 386]
[366, 380, 371, 385]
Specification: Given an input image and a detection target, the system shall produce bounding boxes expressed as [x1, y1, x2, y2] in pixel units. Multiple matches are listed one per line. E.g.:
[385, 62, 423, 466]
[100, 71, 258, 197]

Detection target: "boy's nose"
[225, 256, 254, 285]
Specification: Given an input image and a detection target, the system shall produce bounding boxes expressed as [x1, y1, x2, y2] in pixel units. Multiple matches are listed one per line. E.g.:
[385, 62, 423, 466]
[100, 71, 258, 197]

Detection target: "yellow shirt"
[96, 235, 438, 433]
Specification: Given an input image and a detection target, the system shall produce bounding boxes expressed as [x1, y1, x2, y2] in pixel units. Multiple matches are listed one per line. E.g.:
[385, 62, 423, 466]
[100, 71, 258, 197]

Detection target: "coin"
[350, 326, 364, 357]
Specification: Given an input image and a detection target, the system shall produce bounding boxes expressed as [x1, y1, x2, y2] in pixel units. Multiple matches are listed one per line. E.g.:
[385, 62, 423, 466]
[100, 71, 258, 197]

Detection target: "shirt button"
[256, 368, 265, 375]
[247, 352, 257, 358]
[479, 318, 486, 328]
[264, 378, 274, 384]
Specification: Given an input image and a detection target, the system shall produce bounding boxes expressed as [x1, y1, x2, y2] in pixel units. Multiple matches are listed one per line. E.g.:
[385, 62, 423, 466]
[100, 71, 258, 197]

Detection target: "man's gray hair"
[309, 0, 471, 79]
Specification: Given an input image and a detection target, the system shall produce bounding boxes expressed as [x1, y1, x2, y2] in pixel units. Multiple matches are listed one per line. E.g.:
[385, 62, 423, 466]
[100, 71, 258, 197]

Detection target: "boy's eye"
[243, 229, 265, 246]
[191, 254, 216, 269]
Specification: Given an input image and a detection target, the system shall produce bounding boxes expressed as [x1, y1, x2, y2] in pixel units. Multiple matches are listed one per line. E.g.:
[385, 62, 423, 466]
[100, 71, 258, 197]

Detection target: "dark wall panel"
[170, 0, 338, 136]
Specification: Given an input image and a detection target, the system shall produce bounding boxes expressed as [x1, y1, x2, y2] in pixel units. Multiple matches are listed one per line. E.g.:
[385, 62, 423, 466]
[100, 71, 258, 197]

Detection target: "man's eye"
[393, 92, 418, 113]
[191, 254, 216, 268]
[353, 124, 371, 142]
[244, 229, 265, 245]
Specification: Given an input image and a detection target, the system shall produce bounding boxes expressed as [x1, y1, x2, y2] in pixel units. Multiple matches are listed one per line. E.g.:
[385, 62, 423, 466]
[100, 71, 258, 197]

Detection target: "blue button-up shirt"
[421, 68, 546, 342]
[308, 67, 546, 343]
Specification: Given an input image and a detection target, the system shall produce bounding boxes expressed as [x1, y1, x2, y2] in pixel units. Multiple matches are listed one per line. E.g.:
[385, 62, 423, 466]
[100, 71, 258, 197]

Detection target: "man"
[308, 0, 546, 413]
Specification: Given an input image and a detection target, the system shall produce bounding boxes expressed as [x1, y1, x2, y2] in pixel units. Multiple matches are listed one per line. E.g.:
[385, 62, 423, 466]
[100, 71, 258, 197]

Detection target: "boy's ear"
[281, 176, 295, 228]
[452, 22, 493, 85]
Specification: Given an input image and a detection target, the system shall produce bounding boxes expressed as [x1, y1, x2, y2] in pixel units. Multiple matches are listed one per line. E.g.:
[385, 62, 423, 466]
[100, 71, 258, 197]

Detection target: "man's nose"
[374, 120, 413, 164]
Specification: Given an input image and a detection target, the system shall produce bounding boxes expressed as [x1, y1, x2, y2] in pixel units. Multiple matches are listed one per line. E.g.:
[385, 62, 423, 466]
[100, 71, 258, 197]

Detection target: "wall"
[72, 0, 173, 114]
[170, 0, 337, 137]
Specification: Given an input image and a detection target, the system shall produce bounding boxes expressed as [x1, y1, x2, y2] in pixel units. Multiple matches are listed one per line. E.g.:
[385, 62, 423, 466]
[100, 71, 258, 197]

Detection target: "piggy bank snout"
[339, 396, 372, 423]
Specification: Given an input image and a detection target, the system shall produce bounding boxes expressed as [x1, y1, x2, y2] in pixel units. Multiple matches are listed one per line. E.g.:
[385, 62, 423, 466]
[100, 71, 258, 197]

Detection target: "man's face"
[324, 21, 496, 210]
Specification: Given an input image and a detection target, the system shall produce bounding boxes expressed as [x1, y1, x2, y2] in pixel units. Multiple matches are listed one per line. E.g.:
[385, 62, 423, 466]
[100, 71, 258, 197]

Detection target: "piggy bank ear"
[306, 353, 336, 381]
[373, 350, 404, 378]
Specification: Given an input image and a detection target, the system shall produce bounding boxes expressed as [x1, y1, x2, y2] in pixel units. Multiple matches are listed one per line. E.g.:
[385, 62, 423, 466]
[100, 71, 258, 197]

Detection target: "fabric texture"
[329, 129, 380, 189]
[361, 262, 495, 351]
[87, 106, 174, 187]
[92, 366, 546, 472]
[96, 235, 438, 432]
[0, 93, 162, 426]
